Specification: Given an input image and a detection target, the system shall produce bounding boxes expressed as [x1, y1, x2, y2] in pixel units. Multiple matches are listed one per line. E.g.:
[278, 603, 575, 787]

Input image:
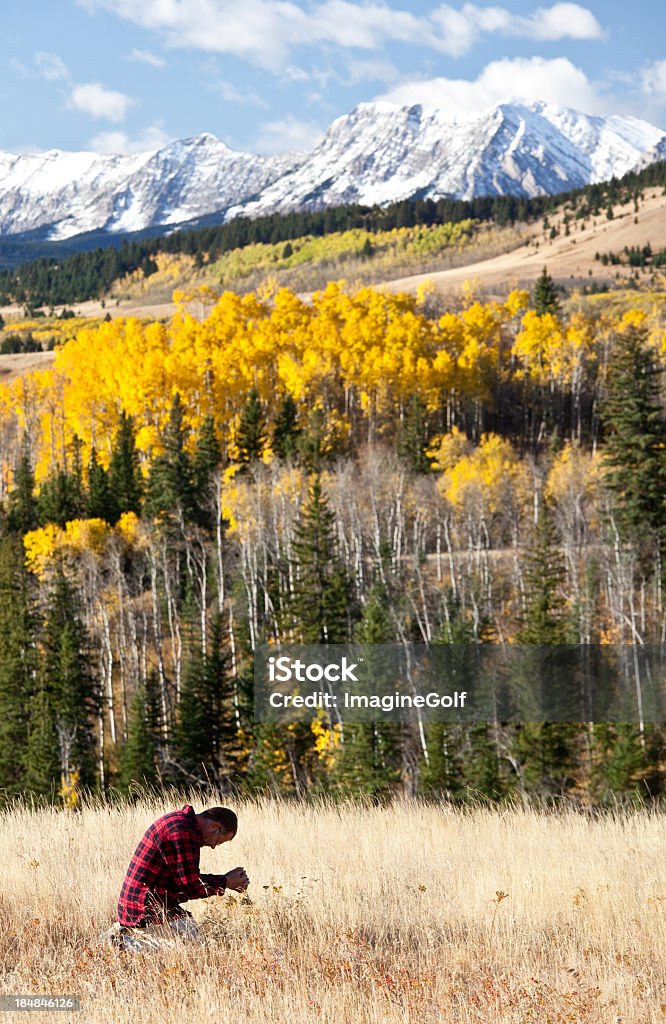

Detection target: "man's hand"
[225, 866, 250, 892]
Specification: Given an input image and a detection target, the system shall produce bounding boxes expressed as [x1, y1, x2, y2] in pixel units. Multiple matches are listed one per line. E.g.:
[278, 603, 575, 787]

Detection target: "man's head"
[196, 807, 238, 849]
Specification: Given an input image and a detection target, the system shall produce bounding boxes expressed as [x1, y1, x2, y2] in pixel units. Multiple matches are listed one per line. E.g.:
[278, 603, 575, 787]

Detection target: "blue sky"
[2, 1, 665, 156]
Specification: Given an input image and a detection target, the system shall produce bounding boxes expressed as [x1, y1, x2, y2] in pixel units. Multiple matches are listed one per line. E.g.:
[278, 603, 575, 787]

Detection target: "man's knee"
[168, 915, 202, 942]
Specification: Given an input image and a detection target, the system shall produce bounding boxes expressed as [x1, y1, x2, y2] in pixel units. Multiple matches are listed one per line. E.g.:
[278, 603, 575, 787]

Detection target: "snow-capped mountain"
[235, 100, 666, 217]
[0, 100, 664, 242]
[0, 134, 299, 240]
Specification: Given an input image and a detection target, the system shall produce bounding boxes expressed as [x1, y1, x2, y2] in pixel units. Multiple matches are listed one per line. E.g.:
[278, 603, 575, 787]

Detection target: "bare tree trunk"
[149, 546, 170, 738]
[227, 601, 241, 731]
[214, 472, 226, 614]
[161, 546, 182, 701]
[98, 603, 116, 745]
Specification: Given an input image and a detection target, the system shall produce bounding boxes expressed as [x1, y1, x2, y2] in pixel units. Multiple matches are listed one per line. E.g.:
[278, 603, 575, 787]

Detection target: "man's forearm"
[199, 873, 227, 895]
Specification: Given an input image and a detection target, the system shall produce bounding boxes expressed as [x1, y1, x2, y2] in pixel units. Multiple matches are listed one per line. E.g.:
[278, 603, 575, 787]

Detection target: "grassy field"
[0, 797, 664, 1023]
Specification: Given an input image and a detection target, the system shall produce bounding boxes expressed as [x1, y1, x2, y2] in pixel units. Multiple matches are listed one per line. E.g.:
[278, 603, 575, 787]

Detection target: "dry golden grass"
[0, 351, 56, 383]
[0, 797, 664, 1022]
[381, 189, 666, 298]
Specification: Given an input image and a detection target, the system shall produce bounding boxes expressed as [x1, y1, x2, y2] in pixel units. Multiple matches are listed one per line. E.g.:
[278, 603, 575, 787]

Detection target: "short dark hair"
[203, 807, 238, 834]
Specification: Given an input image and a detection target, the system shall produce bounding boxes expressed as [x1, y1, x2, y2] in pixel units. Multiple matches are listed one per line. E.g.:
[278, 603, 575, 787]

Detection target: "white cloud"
[378, 56, 603, 115]
[9, 58, 30, 78]
[283, 65, 310, 82]
[78, 0, 310, 71]
[253, 115, 324, 153]
[129, 48, 166, 67]
[642, 61, 666, 97]
[342, 57, 401, 86]
[77, 0, 606, 68]
[429, 6, 488, 57]
[212, 79, 268, 106]
[34, 52, 71, 81]
[214, 81, 248, 103]
[69, 82, 135, 122]
[313, 1, 425, 49]
[429, 4, 604, 56]
[89, 123, 171, 153]
[524, 2, 605, 41]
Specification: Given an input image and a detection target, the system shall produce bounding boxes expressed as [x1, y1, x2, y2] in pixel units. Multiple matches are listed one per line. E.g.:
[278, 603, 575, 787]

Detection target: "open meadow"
[0, 797, 664, 1023]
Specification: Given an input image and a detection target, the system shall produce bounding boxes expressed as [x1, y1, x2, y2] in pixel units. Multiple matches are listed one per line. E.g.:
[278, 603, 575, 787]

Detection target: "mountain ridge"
[0, 99, 664, 243]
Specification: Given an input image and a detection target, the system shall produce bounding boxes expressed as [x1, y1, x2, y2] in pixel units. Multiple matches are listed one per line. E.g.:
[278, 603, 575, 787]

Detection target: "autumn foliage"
[1, 281, 666, 803]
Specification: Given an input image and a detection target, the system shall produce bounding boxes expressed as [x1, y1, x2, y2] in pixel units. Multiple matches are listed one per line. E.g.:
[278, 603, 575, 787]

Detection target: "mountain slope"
[0, 135, 298, 241]
[236, 101, 665, 217]
[0, 100, 664, 243]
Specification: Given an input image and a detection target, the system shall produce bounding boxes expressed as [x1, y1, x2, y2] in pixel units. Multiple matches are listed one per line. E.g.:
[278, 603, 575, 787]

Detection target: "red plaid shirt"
[117, 805, 227, 926]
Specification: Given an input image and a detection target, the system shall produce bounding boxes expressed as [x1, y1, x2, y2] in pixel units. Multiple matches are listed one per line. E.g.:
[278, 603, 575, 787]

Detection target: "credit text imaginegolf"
[254, 644, 666, 726]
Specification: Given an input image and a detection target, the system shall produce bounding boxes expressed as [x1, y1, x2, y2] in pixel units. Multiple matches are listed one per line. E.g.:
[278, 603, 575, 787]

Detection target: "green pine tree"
[512, 502, 579, 799]
[173, 616, 241, 783]
[331, 582, 400, 799]
[120, 685, 159, 792]
[272, 393, 301, 461]
[296, 406, 347, 472]
[461, 725, 506, 801]
[518, 502, 571, 644]
[23, 685, 59, 797]
[236, 387, 267, 469]
[192, 413, 222, 530]
[87, 446, 117, 523]
[357, 581, 393, 644]
[424, 594, 491, 800]
[37, 467, 82, 526]
[0, 538, 39, 792]
[193, 414, 222, 490]
[420, 723, 464, 798]
[601, 322, 666, 550]
[7, 438, 37, 535]
[108, 411, 143, 517]
[43, 570, 99, 789]
[174, 647, 216, 783]
[145, 393, 196, 524]
[398, 395, 431, 473]
[291, 473, 353, 643]
[591, 723, 646, 801]
[533, 267, 560, 316]
[297, 407, 326, 472]
[70, 435, 85, 515]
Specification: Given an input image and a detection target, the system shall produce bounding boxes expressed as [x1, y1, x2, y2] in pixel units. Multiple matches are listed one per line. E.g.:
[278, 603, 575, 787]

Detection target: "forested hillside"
[1, 156, 664, 308]
[0, 273, 665, 805]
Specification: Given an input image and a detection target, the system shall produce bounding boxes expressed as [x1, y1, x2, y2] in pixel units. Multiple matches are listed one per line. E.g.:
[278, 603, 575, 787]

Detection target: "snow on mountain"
[0, 134, 299, 240]
[632, 135, 666, 173]
[236, 100, 666, 218]
[0, 101, 664, 242]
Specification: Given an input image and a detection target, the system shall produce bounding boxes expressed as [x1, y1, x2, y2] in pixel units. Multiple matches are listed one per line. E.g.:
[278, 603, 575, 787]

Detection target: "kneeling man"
[107, 805, 249, 948]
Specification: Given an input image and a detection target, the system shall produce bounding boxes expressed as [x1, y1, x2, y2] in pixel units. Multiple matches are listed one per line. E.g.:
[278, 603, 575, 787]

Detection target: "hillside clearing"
[381, 189, 666, 297]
